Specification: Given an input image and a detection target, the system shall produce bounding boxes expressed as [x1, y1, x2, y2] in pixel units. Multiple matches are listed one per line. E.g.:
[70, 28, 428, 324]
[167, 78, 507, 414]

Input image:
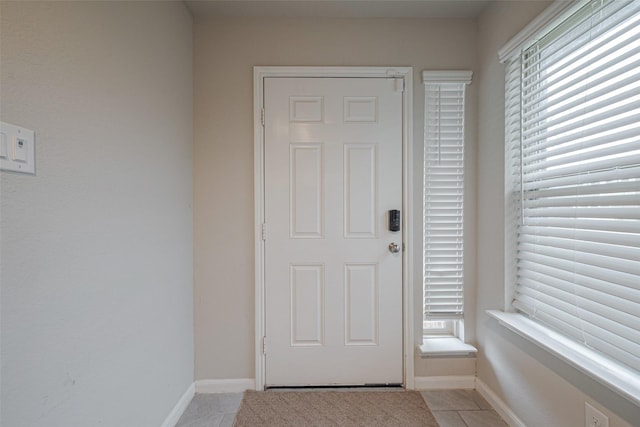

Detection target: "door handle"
[388, 242, 401, 253]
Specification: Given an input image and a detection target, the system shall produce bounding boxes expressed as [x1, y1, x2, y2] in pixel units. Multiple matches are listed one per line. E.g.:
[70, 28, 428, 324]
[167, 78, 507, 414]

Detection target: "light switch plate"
[0, 121, 35, 174]
[0, 132, 8, 158]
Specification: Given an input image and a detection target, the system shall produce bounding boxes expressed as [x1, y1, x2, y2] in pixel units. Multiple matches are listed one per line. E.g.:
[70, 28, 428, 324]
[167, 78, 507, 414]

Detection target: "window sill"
[418, 337, 477, 358]
[487, 310, 640, 406]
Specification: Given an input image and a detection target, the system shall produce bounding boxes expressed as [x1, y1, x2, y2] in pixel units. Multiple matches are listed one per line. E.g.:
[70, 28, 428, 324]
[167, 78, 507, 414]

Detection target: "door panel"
[344, 143, 377, 238]
[344, 263, 378, 346]
[264, 77, 403, 386]
[290, 144, 324, 238]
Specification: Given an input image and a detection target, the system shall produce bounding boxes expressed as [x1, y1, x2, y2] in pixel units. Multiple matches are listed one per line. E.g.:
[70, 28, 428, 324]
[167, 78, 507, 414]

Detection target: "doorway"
[254, 67, 414, 390]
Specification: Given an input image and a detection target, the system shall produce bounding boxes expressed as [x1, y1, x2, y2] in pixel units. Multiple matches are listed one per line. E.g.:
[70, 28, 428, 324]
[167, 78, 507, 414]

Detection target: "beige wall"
[193, 16, 478, 380]
[476, 2, 637, 426]
[1, 2, 194, 426]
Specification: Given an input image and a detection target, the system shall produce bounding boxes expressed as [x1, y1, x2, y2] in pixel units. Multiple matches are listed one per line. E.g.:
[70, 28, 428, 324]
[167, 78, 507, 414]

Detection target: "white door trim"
[253, 66, 414, 391]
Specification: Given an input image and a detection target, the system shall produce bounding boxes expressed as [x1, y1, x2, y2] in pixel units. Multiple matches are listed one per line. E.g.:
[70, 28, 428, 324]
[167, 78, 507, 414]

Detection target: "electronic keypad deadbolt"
[389, 210, 401, 232]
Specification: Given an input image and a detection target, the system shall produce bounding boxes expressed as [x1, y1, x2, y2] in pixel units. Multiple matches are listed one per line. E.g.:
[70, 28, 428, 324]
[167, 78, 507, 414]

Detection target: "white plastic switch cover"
[0, 121, 35, 174]
[13, 136, 28, 162]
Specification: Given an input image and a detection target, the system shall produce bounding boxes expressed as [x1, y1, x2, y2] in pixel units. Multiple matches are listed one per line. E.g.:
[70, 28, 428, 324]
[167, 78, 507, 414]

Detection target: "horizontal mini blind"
[423, 71, 472, 320]
[507, 0, 640, 372]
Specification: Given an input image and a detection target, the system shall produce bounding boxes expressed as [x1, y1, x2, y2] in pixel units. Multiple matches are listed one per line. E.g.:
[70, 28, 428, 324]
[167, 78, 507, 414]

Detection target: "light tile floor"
[421, 390, 509, 427]
[174, 393, 243, 427]
[174, 389, 508, 427]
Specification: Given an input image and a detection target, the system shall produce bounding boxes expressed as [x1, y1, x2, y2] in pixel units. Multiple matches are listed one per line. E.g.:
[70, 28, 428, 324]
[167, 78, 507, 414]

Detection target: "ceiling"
[184, 0, 491, 19]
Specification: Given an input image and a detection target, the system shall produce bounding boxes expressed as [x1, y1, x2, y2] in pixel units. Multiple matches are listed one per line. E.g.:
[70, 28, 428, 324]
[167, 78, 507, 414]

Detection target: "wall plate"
[0, 121, 36, 174]
[585, 402, 608, 427]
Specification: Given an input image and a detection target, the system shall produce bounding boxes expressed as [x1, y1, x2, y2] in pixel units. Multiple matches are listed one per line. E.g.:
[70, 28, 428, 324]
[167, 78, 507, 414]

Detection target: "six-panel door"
[264, 77, 403, 386]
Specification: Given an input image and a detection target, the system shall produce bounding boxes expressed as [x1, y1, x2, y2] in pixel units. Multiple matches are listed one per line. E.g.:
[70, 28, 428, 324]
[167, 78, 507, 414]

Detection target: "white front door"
[264, 77, 403, 386]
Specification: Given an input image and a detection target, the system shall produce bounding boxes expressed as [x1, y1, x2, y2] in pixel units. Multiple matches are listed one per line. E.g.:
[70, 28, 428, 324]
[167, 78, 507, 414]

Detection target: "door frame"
[253, 66, 414, 390]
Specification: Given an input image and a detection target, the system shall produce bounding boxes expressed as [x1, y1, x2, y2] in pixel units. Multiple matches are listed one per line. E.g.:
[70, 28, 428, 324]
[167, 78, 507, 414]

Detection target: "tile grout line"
[458, 410, 472, 427]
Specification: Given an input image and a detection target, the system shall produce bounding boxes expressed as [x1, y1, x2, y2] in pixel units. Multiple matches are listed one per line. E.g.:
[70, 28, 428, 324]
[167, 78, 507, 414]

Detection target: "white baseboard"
[414, 375, 476, 390]
[195, 378, 255, 393]
[476, 378, 527, 427]
[161, 382, 195, 427]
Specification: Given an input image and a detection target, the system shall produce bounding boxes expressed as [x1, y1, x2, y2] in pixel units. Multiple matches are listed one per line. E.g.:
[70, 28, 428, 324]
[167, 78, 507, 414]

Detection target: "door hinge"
[262, 336, 267, 354]
[395, 78, 405, 93]
[260, 108, 265, 126]
[261, 223, 267, 241]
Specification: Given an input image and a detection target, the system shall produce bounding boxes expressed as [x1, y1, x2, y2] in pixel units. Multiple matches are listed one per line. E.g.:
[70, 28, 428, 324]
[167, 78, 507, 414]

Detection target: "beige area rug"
[233, 390, 439, 427]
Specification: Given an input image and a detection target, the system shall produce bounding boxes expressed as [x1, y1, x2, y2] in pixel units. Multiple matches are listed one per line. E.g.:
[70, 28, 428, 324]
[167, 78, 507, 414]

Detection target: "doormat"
[233, 390, 439, 427]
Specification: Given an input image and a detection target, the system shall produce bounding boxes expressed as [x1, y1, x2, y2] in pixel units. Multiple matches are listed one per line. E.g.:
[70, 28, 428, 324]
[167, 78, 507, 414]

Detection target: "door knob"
[388, 242, 400, 253]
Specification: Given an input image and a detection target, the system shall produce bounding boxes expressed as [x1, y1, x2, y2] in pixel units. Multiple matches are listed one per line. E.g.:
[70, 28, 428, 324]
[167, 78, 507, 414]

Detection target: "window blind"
[506, 0, 640, 373]
[423, 71, 472, 320]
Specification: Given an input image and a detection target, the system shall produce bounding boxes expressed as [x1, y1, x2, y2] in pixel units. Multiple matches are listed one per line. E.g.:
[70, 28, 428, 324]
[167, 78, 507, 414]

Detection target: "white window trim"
[488, 310, 640, 406]
[498, 0, 587, 63]
[418, 336, 477, 358]
[422, 70, 474, 84]
[495, 0, 640, 406]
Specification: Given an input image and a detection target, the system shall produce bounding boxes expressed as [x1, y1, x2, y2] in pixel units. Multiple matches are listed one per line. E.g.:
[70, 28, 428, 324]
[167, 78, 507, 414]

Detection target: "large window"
[503, 0, 640, 387]
[423, 71, 472, 335]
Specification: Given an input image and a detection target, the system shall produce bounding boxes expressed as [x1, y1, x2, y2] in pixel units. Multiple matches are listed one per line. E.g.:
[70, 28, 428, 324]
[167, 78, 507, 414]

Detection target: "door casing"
[253, 66, 414, 390]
